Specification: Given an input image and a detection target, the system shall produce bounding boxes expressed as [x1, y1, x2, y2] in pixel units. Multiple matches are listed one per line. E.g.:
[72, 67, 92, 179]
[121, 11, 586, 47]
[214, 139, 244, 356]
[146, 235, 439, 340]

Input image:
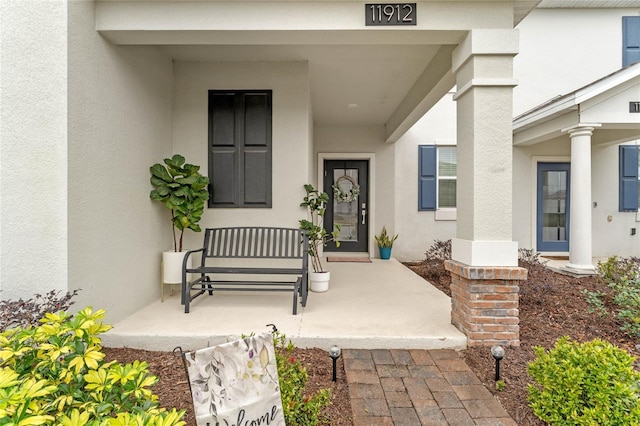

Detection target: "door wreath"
[332, 175, 360, 203]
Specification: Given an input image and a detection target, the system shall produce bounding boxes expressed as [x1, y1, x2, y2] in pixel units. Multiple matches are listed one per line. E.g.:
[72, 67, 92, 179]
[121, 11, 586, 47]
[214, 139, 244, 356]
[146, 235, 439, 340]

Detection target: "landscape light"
[491, 345, 505, 381]
[329, 345, 341, 382]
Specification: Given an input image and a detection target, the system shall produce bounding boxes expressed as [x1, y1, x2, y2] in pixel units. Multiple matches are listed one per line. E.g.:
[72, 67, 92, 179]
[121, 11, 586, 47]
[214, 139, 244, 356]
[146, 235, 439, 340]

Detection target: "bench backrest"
[202, 227, 308, 259]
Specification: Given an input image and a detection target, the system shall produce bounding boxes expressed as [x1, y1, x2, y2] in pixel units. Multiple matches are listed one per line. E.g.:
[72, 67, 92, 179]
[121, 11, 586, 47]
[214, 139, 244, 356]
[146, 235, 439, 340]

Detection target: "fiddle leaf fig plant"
[299, 184, 340, 273]
[150, 154, 210, 252]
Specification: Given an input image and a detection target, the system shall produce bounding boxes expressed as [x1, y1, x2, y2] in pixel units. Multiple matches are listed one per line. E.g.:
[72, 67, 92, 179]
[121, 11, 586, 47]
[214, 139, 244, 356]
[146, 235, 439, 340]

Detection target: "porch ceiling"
[160, 43, 447, 127]
[95, 0, 538, 142]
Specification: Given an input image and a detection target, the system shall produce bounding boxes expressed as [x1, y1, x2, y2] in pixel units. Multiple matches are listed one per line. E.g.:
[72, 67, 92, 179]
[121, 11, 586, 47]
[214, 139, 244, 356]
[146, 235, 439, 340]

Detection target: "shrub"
[0, 306, 185, 425]
[598, 256, 640, 284]
[273, 332, 331, 425]
[591, 256, 640, 337]
[424, 239, 451, 262]
[0, 289, 79, 332]
[528, 337, 640, 425]
[518, 248, 543, 266]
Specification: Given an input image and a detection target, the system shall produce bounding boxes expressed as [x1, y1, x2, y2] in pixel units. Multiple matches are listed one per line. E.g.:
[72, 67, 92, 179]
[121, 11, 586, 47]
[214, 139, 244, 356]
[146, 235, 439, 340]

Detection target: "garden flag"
[183, 333, 286, 426]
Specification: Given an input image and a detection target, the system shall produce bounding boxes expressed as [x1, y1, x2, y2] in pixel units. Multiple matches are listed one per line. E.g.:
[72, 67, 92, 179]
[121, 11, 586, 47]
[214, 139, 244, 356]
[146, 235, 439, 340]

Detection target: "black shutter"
[208, 91, 272, 208]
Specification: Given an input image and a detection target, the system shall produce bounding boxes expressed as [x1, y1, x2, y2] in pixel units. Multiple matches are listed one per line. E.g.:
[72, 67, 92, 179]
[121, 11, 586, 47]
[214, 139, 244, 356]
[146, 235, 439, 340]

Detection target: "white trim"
[318, 153, 375, 255]
[452, 238, 519, 267]
[435, 209, 456, 221]
[531, 156, 571, 253]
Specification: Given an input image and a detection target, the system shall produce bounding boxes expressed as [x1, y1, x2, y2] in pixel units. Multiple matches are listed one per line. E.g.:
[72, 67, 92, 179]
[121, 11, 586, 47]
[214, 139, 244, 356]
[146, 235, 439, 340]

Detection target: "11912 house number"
[365, 3, 417, 26]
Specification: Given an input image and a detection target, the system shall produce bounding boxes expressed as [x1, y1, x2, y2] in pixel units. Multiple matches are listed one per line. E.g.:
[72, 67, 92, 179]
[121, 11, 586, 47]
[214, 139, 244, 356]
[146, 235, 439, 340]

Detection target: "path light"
[491, 345, 505, 381]
[329, 345, 341, 382]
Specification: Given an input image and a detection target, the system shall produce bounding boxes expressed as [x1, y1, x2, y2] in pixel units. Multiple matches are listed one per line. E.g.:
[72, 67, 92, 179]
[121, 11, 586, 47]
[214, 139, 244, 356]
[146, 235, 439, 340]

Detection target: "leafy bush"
[0, 289, 79, 332]
[424, 239, 451, 262]
[518, 248, 543, 266]
[598, 256, 640, 284]
[0, 307, 185, 425]
[586, 256, 640, 337]
[273, 332, 331, 425]
[528, 337, 640, 425]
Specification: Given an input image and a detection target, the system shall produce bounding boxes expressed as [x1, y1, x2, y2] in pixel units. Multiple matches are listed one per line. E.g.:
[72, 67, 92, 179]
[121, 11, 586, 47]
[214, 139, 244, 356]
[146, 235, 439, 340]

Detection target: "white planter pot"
[162, 250, 191, 284]
[309, 271, 330, 293]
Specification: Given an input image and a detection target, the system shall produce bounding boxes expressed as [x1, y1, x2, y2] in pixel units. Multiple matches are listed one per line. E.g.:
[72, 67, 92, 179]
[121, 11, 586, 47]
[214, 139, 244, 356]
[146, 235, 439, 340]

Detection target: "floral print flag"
[184, 333, 286, 426]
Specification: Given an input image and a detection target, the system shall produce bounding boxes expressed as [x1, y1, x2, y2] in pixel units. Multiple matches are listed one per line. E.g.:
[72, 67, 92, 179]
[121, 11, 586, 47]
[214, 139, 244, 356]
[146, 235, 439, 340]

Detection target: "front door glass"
[333, 170, 360, 242]
[537, 162, 570, 252]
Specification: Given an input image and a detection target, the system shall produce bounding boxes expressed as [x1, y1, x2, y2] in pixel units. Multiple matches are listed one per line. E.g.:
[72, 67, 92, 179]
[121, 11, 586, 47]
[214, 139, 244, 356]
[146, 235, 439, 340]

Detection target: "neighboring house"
[0, 0, 637, 326]
[395, 2, 640, 273]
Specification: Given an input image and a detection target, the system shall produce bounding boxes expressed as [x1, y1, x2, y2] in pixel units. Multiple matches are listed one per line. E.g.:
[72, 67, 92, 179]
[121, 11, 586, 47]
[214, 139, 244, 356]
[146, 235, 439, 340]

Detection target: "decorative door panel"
[323, 160, 369, 252]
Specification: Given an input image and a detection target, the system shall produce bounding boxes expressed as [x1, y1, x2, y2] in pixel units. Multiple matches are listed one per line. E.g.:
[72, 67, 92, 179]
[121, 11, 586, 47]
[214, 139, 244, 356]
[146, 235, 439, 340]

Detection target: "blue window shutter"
[623, 16, 640, 67]
[418, 145, 437, 211]
[619, 145, 639, 212]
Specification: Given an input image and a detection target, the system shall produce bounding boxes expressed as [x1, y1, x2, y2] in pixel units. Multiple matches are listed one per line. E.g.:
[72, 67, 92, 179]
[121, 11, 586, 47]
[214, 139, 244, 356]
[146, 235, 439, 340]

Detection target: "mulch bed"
[103, 346, 351, 426]
[405, 258, 638, 425]
[104, 258, 638, 426]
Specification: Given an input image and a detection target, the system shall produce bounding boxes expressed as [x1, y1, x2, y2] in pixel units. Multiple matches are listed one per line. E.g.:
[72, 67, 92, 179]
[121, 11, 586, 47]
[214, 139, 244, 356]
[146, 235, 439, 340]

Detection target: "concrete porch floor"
[102, 259, 467, 352]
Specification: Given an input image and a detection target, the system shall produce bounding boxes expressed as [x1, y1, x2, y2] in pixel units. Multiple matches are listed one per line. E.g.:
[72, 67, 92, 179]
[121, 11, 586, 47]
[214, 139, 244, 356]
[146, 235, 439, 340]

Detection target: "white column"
[450, 29, 520, 267]
[563, 124, 600, 274]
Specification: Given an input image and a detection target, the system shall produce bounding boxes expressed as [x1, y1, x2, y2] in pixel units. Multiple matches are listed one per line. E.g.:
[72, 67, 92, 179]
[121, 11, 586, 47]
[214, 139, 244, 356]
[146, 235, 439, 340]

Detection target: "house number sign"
[365, 3, 417, 26]
[630, 101, 640, 113]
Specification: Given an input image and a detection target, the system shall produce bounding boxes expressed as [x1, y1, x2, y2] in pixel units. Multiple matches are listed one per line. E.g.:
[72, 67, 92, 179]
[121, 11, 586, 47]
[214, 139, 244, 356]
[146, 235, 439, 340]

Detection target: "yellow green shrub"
[0, 307, 185, 426]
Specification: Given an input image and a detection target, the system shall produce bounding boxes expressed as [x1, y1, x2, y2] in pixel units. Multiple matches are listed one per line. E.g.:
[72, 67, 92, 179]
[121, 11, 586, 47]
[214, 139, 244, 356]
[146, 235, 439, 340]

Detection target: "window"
[623, 16, 640, 67]
[619, 145, 639, 212]
[208, 90, 272, 208]
[437, 147, 457, 208]
[418, 145, 457, 210]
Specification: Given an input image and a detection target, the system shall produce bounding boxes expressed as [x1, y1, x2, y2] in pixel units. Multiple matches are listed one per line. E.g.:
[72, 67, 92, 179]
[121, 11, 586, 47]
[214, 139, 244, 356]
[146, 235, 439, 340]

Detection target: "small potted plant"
[299, 184, 341, 292]
[150, 154, 210, 284]
[375, 226, 398, 260]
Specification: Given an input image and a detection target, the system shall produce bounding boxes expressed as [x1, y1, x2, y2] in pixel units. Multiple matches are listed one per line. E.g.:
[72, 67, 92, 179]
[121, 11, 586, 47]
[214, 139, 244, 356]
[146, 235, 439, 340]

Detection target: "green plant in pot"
[299, 184, 341, 292]
[150, 154, 210, 284]
[375, 226, 398, 260]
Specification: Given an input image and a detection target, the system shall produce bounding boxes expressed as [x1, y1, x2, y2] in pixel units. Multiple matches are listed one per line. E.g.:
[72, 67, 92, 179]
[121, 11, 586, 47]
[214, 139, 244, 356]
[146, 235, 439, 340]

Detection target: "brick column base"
[444, 260, 527, 347]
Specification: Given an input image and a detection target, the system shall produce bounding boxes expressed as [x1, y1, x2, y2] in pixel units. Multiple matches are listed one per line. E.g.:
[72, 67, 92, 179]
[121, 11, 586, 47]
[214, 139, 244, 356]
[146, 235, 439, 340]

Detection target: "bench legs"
[183, 275, 305, 315]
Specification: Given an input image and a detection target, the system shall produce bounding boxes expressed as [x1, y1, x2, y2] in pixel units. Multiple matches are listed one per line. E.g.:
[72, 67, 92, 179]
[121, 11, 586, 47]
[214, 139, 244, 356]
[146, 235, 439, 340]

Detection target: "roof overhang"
[96, 0, 536, 142]
[513, 62, 640, 146]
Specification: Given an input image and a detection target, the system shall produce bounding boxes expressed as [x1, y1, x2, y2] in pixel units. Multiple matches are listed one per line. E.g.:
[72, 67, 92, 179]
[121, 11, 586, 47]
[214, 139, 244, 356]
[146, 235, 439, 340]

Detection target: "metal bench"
[181, 227, 309, 314]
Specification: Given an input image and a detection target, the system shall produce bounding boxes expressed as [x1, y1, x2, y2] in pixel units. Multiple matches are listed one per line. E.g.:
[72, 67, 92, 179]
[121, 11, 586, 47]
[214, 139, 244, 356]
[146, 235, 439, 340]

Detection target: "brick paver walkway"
[343, 348, 517, 426]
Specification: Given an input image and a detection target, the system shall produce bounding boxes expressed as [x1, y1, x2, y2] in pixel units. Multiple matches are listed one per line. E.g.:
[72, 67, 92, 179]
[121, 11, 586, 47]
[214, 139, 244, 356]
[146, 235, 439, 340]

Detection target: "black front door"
[323, 160, 369, 252]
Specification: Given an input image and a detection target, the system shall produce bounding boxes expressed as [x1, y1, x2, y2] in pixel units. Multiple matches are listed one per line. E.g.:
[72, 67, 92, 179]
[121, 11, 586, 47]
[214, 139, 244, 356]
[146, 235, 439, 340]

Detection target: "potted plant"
[299, 184, 340, 292]
[375, 226, 398, 260]
[150, 154, 210, 284]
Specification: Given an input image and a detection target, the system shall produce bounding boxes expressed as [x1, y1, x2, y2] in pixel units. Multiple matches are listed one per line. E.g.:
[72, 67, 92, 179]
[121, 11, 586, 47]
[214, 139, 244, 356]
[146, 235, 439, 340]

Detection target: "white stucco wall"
[514, 8, 637, 116]
[67, 1, 175, 322]
[173, 61, 312, 251]
[394, 93, 458, 261]
[1, 0, 68, 299]
[591, 141, 640, 257]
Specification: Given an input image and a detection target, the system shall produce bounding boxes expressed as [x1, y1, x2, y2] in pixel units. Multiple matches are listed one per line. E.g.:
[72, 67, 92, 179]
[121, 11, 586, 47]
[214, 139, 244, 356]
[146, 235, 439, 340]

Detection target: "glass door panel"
[537, 163, 570, 252]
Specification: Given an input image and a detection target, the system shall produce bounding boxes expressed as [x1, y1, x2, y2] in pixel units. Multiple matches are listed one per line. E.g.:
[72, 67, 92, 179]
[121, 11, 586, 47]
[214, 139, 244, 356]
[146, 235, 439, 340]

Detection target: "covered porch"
[102, 259, 467, 351]
[513, 62, 640, 271]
